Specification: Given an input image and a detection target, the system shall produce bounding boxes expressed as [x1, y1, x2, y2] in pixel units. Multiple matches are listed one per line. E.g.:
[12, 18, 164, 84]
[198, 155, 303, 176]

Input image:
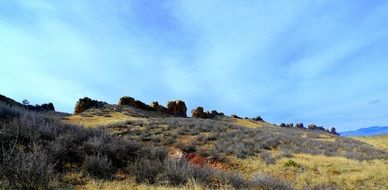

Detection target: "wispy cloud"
[0, 0, 387, 130]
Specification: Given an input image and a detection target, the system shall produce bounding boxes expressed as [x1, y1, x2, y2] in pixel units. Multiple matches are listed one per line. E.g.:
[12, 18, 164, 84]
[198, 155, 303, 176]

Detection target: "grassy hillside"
[351, 135, 388, 151]
[1, 102, 387, 189]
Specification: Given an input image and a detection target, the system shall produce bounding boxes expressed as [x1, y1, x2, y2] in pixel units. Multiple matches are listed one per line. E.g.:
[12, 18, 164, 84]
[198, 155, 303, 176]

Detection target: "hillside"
[0, 94, 387, 190]
[341, 126, 388, 136]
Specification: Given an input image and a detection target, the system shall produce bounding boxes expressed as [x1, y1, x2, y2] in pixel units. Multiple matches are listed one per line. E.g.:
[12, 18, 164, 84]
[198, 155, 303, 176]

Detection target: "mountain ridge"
[340, 126, 388, 136]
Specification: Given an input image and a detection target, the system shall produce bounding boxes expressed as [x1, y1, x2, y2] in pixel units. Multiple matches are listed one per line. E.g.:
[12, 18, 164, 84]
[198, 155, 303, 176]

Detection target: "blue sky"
[1, 0, 387, 131]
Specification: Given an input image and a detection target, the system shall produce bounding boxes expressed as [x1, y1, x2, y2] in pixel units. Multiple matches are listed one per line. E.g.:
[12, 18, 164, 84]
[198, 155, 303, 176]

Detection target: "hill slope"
[1, 94, 387, 190]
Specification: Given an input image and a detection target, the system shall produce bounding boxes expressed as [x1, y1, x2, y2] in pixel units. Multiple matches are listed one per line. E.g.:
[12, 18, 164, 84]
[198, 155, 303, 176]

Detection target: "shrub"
[190, 165, 215, 186]
[178, 142, 197, 153]
[260, 151, 276, 164]
[133, 159, 163, 184]
[0, 104, 20, 121]
[250, 173, 293, 190]
[163, 159, 192, 185]
[224, 172, 248, 189]
[84, 154, 115, 179]
[0, 144, 54, 190]
[284, 159, 302, 168]
[253, 116, 264, 121]
[280, 149, 294, 158]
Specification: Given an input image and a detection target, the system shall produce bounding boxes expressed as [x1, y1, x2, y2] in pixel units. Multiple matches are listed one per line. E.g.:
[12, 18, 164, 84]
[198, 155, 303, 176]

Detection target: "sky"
[1, 0, 387, 131]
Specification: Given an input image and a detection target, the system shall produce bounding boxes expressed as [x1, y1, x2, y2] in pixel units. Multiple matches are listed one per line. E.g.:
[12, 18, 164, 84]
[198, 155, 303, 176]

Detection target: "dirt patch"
[184, 153, 229, 170]
[168, 147, 228, 170]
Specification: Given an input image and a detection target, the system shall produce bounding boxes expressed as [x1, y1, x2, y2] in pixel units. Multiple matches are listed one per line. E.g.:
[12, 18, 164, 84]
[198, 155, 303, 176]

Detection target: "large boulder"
[167, 100, 187, 117]
[74, 97, 106, 114]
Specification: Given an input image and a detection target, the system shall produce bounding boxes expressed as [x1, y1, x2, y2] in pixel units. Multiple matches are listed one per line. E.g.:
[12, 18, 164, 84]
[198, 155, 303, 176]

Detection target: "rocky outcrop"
[150, 101, 168, 113]
[167, 100, 187, 117]
[118, 96, 136, 106]
[74, 97, 106, 114]
[191, 107, 206, 118]
[118, 96, 154, 111]
[118, 97, 187, 117]
[26, 103, 55, 112]
[191, 107, 224, 119]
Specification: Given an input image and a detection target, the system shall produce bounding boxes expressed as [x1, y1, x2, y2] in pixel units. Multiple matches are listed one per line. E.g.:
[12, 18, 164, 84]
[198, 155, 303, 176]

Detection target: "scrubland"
[1, 104, 387, 189]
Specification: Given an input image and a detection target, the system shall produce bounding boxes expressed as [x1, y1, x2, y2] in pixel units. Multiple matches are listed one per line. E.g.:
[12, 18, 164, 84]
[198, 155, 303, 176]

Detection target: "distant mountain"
[340, 126, 388, 136]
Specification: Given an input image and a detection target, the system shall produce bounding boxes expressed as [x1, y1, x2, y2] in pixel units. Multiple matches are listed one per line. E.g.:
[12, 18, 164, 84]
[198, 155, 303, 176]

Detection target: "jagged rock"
[167, 100, 187, 117]
[74, 97, 106, 114]
[118, 96, 154, 111]
[192, 107, 206, 118]
[150, 101, 167, 112]
[192, 107, 224, 119]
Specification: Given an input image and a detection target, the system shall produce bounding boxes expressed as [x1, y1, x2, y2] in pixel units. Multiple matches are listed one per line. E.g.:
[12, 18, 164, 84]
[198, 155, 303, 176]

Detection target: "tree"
[22, 99, 30, 106]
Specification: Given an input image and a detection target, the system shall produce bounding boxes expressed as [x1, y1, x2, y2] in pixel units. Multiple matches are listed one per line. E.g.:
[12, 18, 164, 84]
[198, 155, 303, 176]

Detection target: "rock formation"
[167, 100, 187, 117]
[191, 107, 206, 118]
[74, 97, 106, 114]
[118, 96, 154, 111]
[26, 103, 55, 112]
[150, 101, 168, 113]
[118, 96, 136, 106]
[191, 107, 224, 119]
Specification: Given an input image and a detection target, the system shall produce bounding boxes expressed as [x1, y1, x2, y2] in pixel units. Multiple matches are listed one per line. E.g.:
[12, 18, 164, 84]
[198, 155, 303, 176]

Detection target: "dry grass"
[352, 135, 388, 150]
[78, 179, 206, 190]
[233, 118, 274, 128]
[65, 112, 144, 128]
[230, 152, 388, 190]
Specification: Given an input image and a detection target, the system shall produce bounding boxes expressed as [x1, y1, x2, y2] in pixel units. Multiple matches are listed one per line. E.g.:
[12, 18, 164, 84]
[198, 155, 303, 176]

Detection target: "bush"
[190, 165, 215, 186]
[0, 104, 20, 121]
[163, 159, 192, 185]
[224, 172, 248, 189]
[84, 154, 115, 179]
[133, 159, 163, 184]
[284, 159, 302, 168]
[280, 149, 294, 158]
[0, 144, 54, 190]
[178, 142, 197, 153]
[250, 173, 293, 190]
[261, 151, 276, 164]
